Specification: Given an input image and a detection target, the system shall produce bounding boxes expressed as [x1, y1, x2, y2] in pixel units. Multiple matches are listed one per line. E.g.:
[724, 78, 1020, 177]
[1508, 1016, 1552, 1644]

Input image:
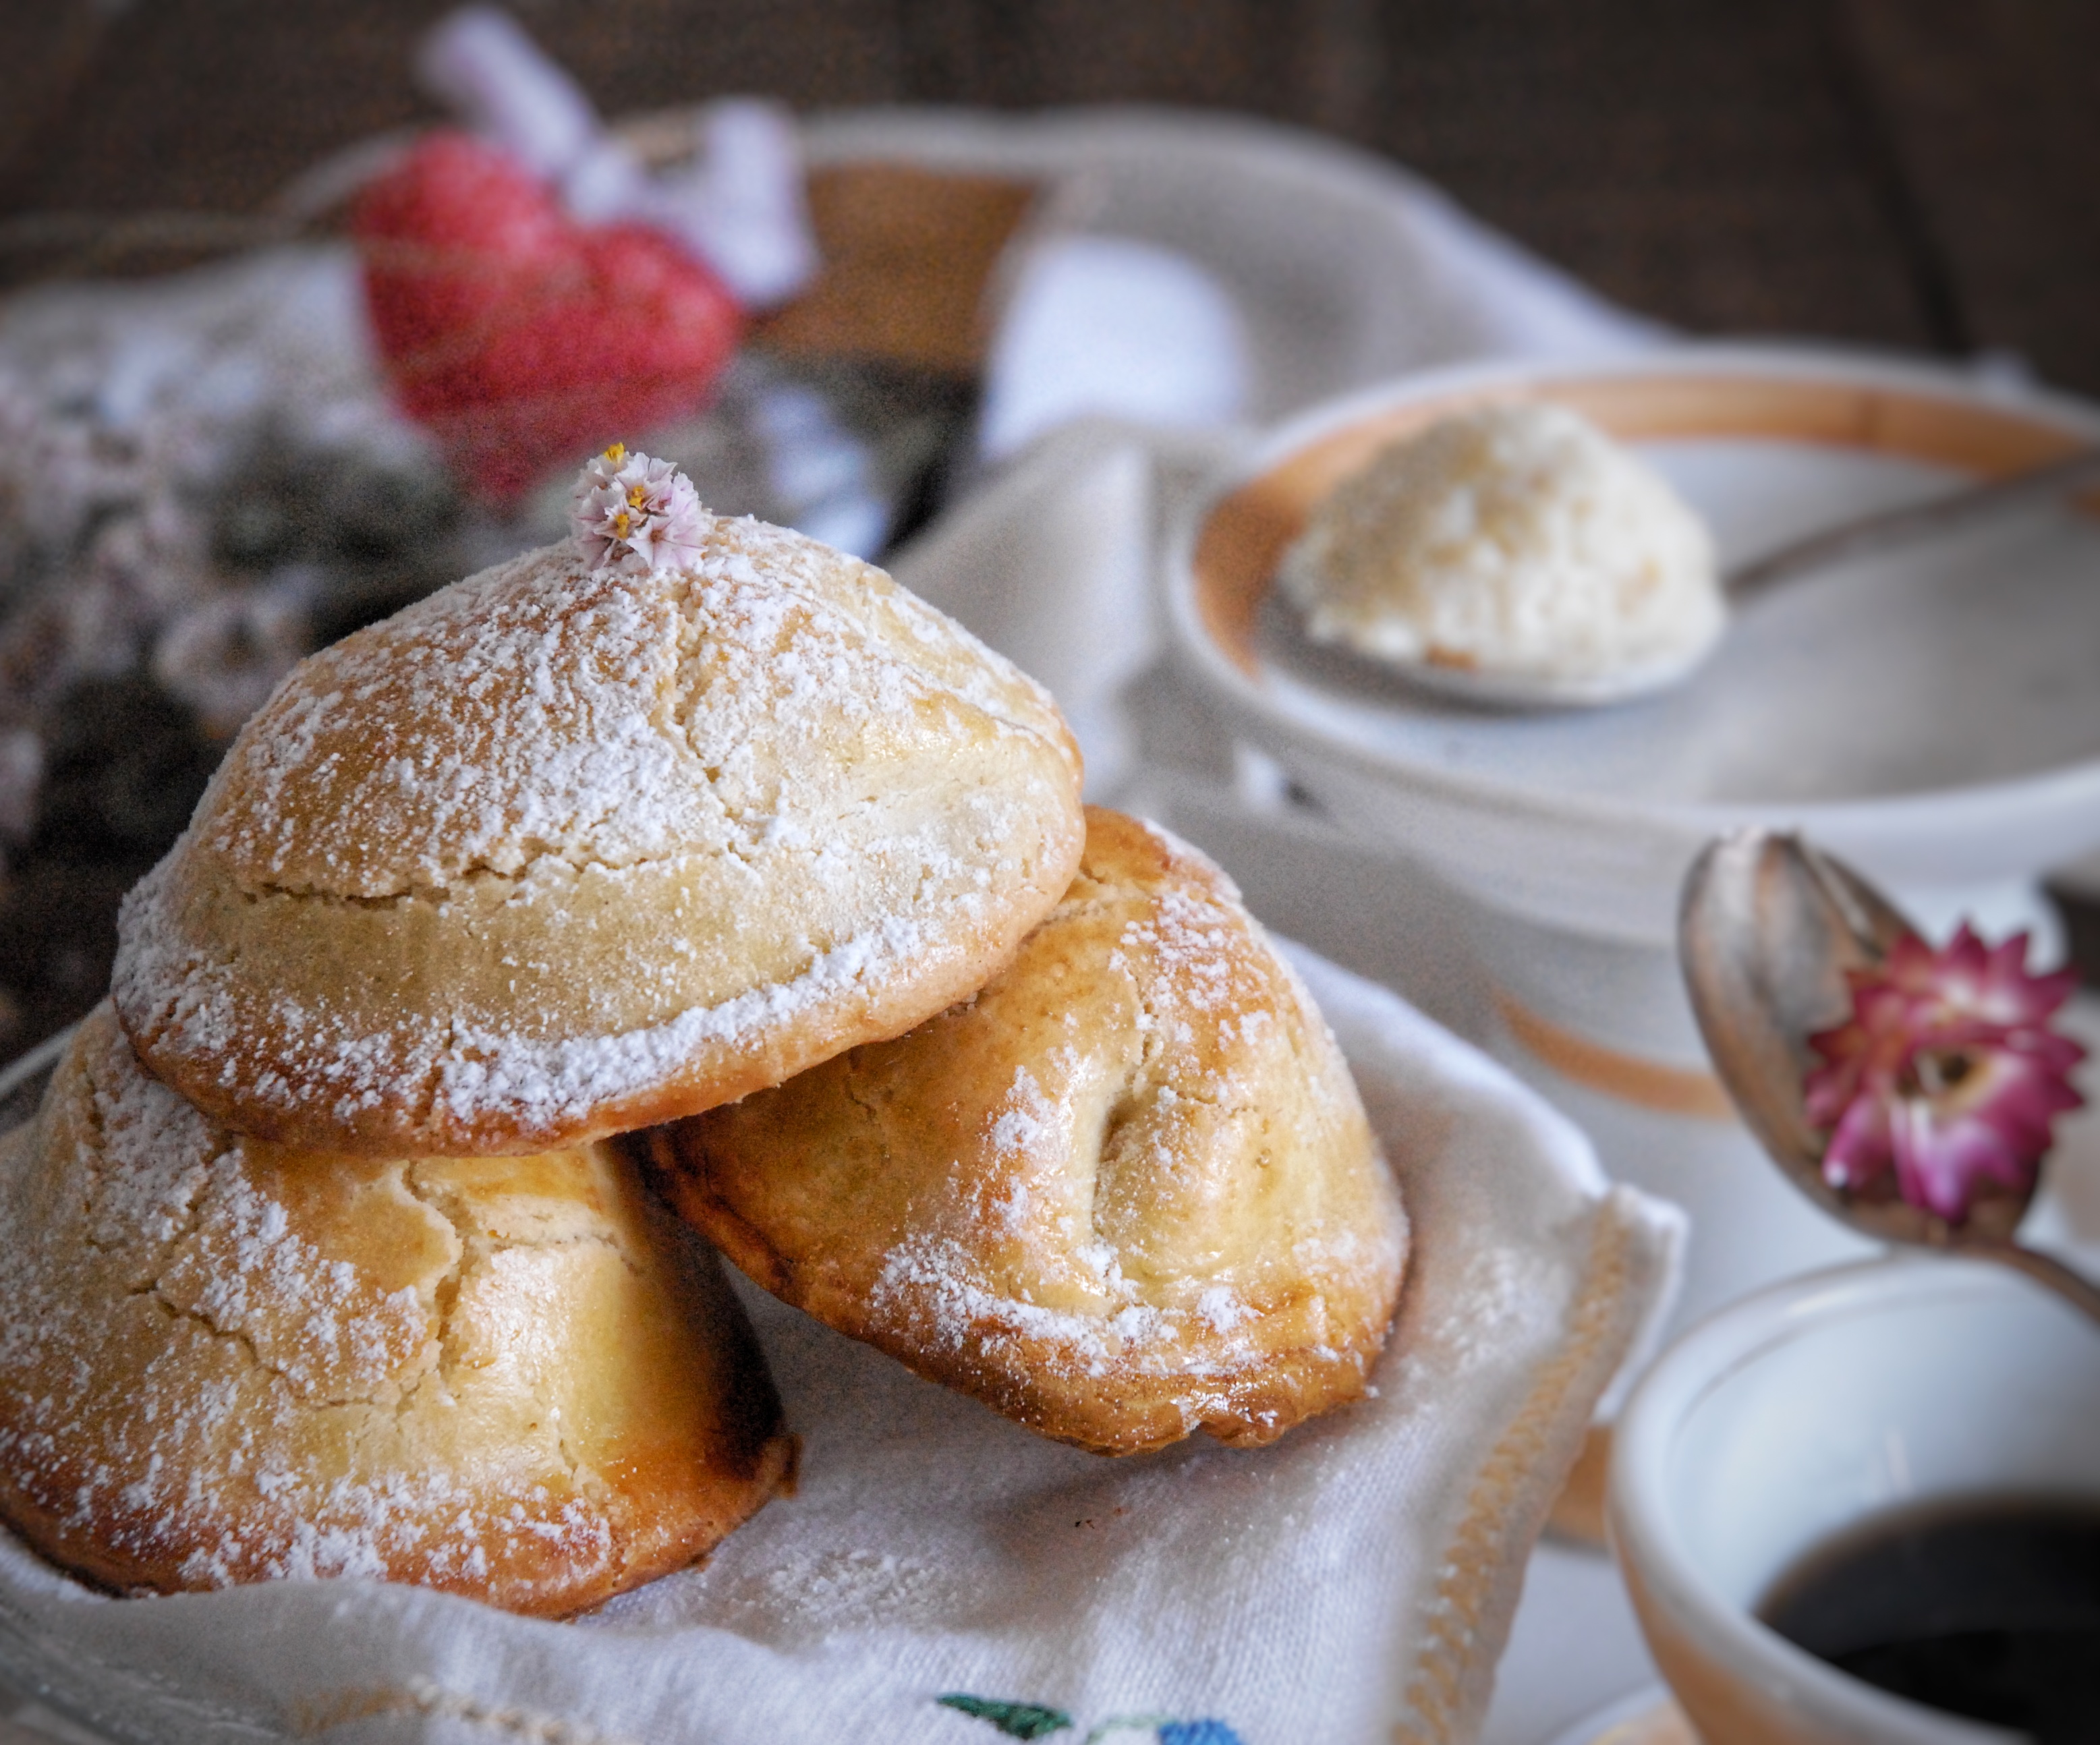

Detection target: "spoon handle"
[1723, 442, 2100, 599]
[1958, 1237, 2100, 1326]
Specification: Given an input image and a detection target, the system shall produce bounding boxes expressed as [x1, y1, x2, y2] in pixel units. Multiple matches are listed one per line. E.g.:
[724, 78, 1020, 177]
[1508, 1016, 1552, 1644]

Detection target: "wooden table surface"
[5, 0, 2098, 389]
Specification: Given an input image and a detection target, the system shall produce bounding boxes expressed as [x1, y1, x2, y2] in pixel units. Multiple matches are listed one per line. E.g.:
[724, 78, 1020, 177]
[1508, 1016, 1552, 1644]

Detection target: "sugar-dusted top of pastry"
[114, 453, 1085, 1156]
[0, 1003, 791, 1615]
[1280, 401, 1723, 682]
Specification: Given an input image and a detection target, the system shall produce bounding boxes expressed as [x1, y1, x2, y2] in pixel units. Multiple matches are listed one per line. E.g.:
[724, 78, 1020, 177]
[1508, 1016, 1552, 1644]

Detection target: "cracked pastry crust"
[0, 1003, 795, 1616]
[649, 808, 1407, 1456]
[111, 512, 1085, 1156]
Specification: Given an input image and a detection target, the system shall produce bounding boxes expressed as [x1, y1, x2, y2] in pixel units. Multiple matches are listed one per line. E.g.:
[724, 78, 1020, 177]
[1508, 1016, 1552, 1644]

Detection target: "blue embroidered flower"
[1158, 1723, 1245, 1745]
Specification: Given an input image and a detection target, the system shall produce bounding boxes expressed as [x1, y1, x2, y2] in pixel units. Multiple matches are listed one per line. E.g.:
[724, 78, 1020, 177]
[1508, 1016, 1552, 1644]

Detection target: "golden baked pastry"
[650, 808, 1407, 1456]
[113, 492, 1084, 1156]
[0, 1003, 795, 1617]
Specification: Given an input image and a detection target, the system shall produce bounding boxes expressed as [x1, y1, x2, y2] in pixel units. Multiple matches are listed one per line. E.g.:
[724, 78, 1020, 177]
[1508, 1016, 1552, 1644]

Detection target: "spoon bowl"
[1355, 643, 1711, 711]
[1384, 441, 2100, 713]
[1679, 827, 2100, 1318]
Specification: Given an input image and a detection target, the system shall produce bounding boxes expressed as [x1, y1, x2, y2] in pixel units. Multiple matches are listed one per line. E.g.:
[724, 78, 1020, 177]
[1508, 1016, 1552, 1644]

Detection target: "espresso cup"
[1608, 1257, 2100, 1744]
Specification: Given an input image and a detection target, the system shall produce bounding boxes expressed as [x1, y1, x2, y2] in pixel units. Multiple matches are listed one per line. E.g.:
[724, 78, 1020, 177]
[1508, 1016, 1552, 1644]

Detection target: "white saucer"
[1164, 346, 2100, 943]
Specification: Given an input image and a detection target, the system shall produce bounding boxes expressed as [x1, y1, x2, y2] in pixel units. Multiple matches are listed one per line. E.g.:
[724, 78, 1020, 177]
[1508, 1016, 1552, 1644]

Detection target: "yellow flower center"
[603, 442, 626, 465]
[613, 509, 632, 538]
[627, 484, 648, 510]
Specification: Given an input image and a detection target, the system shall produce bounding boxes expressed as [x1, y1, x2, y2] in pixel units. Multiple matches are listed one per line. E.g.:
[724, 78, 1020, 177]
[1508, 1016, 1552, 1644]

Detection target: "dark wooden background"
[5, 0, 2099, 390]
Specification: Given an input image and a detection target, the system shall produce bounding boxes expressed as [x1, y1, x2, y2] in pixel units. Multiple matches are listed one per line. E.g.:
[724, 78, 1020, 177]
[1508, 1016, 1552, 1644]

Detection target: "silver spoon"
[1678, 826, 2100, 1322]
[1386, 441, 2100, 711]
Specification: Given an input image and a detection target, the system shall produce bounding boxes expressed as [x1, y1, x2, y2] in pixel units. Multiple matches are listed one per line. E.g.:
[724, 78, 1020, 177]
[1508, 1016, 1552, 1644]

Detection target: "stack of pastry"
[0, 447, 1405, 1617]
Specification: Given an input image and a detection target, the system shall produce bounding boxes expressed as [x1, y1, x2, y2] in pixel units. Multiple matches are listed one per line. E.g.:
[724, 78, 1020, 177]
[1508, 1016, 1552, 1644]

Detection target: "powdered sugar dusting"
[200, 544, 703, 892]
[198, 513, 1069, 898]
[871, 1232, 1196, 1381]
[987, 1066, 1054, 1162]
[116, 860, 982, 1140]
[0, 1009, 665, 1599]
[426, 912, 934, 1128]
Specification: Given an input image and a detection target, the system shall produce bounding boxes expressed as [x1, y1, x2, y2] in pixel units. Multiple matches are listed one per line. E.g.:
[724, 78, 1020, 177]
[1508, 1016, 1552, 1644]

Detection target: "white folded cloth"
[977, 236, 1253, 463]
[0, 945, 1679, 1745]
[417, 7, 818, 308]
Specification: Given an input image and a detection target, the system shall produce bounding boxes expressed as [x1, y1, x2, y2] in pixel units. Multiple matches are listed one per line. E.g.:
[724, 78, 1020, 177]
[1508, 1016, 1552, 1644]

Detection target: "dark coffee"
[1758, 1497, 2100, 1744]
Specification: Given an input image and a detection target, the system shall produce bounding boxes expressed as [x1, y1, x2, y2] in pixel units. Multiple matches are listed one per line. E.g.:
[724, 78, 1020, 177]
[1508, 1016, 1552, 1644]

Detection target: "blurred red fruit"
[353, 132, 741, 505]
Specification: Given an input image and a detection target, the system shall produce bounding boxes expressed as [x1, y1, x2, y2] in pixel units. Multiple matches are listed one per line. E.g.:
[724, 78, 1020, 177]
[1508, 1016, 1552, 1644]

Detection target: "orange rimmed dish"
[1164, 347, 2100, 948]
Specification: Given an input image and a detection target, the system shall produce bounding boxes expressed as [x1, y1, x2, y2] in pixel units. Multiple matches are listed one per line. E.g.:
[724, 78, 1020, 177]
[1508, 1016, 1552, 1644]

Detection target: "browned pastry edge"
[649, 1125, 1395, 1457]
[0, 1373, 798, 1621]
[0, 1010, 802, 1618]
[119, 884, 1065, 1161]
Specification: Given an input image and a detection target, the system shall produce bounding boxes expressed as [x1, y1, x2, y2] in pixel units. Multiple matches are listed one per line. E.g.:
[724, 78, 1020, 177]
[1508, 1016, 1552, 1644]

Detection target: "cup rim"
[1606, 1255, 2086, 1744]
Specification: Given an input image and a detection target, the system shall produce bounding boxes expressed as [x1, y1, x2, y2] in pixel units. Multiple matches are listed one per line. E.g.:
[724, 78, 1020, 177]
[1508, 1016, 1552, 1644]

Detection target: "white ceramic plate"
[1164, 347, 2100, 942]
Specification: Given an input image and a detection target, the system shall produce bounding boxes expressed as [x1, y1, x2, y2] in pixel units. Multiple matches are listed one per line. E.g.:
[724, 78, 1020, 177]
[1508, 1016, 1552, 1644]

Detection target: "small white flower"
[568, 444, 708, 575]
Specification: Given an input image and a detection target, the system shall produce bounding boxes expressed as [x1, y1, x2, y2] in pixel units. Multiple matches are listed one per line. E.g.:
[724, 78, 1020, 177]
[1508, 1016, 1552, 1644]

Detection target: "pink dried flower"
[568, 442, 707, 575]
[1805, 924, 2086, 1224]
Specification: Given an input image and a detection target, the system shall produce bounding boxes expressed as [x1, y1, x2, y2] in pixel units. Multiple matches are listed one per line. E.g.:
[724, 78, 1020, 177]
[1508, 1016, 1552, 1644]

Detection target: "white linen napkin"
[0, 945, 1679, 1745]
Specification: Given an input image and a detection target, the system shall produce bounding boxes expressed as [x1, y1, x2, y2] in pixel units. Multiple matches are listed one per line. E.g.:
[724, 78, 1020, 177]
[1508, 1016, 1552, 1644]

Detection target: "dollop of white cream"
[1279, 401, 1724, 683]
